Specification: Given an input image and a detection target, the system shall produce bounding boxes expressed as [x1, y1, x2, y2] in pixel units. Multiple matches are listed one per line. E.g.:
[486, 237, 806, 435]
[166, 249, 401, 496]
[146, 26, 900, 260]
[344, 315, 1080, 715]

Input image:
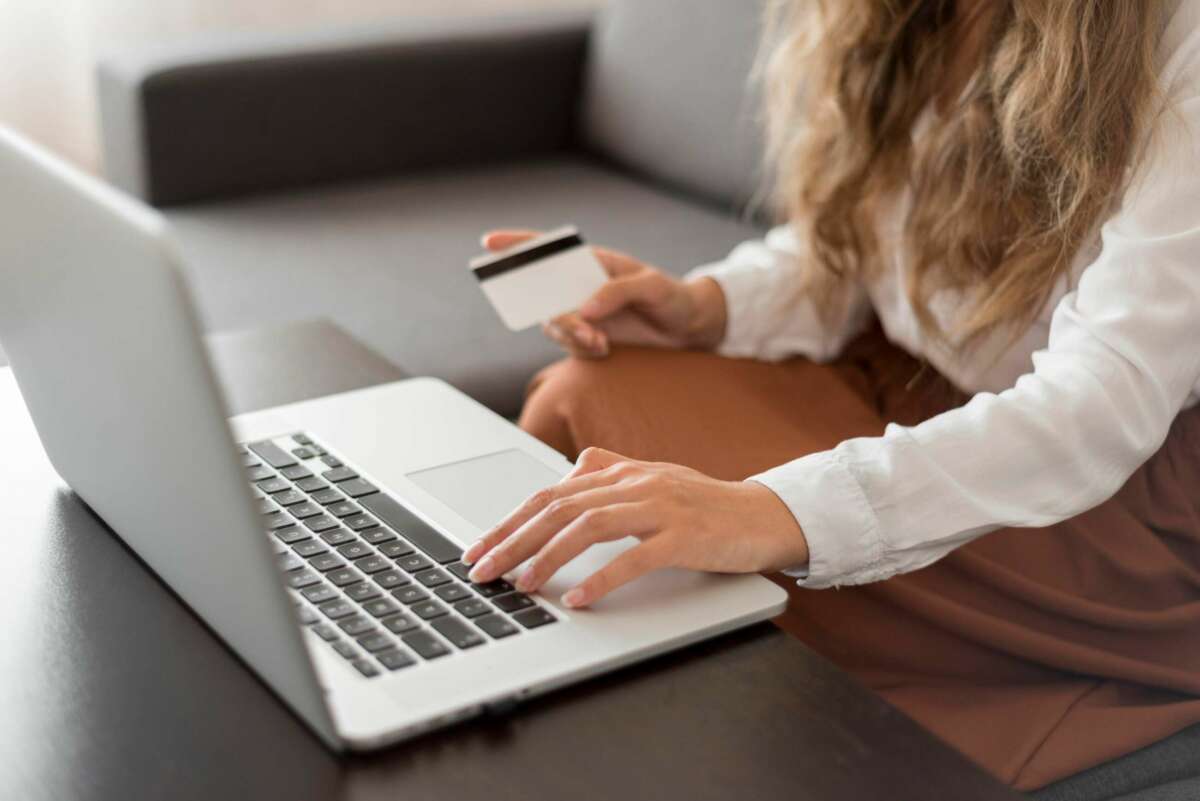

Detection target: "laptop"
[0, 128, 786, 751]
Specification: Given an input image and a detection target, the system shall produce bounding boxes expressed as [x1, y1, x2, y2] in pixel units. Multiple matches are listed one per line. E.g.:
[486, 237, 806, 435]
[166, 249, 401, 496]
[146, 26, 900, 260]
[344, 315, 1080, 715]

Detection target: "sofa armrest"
[97, 10, 594, 206]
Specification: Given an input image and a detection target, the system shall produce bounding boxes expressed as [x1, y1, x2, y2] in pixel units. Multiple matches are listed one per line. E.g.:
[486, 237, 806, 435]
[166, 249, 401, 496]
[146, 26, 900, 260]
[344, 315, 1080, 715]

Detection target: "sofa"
[95, 1, 1200, 798]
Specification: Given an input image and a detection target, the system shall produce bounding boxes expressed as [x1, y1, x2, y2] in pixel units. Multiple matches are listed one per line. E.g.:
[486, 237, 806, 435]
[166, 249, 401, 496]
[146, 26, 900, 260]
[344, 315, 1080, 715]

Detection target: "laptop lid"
[0, 128, 339, 748]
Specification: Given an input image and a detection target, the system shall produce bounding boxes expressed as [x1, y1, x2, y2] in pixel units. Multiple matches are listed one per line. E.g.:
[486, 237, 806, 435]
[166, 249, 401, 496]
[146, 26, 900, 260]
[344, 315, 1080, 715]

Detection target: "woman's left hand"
[462, 447, 809, 608]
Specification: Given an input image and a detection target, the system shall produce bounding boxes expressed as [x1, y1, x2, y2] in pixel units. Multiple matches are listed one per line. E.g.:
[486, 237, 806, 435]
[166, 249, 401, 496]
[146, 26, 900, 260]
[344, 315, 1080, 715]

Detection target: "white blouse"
[688, 1, 1200, 589]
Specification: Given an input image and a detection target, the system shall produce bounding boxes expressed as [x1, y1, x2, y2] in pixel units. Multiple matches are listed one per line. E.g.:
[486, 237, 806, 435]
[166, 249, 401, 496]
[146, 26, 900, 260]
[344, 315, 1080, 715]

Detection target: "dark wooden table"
[0, 319, 1021, 801]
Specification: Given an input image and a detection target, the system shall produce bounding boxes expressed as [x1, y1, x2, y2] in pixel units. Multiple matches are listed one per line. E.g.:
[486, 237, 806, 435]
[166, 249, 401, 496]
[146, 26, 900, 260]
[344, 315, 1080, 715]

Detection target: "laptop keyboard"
[240, 433, 557, 679]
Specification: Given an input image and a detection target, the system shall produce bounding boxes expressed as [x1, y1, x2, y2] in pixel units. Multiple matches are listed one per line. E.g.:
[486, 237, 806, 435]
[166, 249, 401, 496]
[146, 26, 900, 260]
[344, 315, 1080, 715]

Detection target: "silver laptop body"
[0, 128, 786, 750]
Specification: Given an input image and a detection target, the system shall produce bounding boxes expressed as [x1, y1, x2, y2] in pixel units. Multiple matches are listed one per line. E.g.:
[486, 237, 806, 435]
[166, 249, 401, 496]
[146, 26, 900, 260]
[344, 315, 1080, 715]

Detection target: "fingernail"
[562, 588, 586, 608]
[516, 572, 536, 592]
[579, 300, 600, 318]
[462, 541, 484, 565]
[479, 234, 490, 248]
[546, 322, 564, 340]
[468, 555, 495, 583]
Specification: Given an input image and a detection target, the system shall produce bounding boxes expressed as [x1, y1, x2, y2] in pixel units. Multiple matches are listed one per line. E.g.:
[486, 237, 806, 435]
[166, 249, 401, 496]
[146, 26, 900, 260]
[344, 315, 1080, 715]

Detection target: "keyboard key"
[344, 514, 378, 532]
[377, 649, 416, 671]
[352, 659, 380, 678]
[493, 593, 536, 614]
[318, 599, 356, 620]
[454, 598, 491, 618]
[296, 605, 319, 625]
[293, 539, 328, 558]
[401, 630, 451, 660]
[311, 623, 339, 641]
[327, 501, 361, 518]
[361, 527, 397, 545]
[325, 568, 363, 587]
[398, 554, 433, 574]
[356, 633, 393, 653]
[292, 446, 317, 460]
[256, 498, 277, 515]
[412, 600, 448, 620]
[321, 454, 343, 468]
[378, 540, 415, 559]
[310, 445, 328, 457]
[339, 479, 379, 498]
[338, 616, 376, 637]
[362, 598, 401, 619]
[242, 453, 261, 468]
[447, 562, 472, 581]
[322, 466, 358, 483]
[353, 555, 390, 574]
[382, 613, 419, 635]
[513, 607, 557, 630]
[281, 465, 314, 481]
[343, 582, 382, 603]
[431, 616, 486, 649]
[256, 478, 291, 494]
[392, 587, 428, 605]
[292, 433, 313, 446]
[286, 570, 321, 590]
[248, 440, 297, 469]
[336, 541, 372, 560]
[416, 569, 451, 589]
[264, 511, 294, 530]
[272, 489, 306, 507]
[278, 552, 305, 572]
[320, 528, 356, 546]
[359, 493, 463, 564]
[304, 515, 340, 533]
[435, 584, 472, 603]
[298, 478, 331, 494]
[475, 614, 520, 639]
[247, 465, 275, 482]
[288, 502, 323, 520]
[372, 570, 410, 590]
[472, 579, 515, 598]
[301, 584, 338, 604]
[309, 554, 347, 572]
[274, 526, 309, 544]
[332, 640, 357, 660]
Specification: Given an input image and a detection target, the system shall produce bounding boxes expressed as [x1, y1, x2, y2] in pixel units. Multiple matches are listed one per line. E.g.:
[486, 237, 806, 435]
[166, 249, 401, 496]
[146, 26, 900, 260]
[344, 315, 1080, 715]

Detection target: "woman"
[466, 0, 1200, 790]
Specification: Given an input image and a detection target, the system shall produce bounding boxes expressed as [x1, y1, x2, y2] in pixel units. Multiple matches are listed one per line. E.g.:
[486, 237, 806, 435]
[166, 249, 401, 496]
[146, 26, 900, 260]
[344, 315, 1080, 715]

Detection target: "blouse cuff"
[684, 261, 768, 359]
[749, 449, 887, 589]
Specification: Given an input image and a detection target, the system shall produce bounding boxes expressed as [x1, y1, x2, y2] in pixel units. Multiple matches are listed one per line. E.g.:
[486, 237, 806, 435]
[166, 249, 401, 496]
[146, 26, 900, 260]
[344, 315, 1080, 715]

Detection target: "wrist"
[682, 277, 728, 350]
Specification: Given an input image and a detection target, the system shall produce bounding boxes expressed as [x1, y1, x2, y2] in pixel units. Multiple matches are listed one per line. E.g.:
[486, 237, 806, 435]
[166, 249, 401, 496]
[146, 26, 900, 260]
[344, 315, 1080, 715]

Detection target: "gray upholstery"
[1032, 724, 1200, 801]
[166, 156, 762, 417]
[581, 0, 766, 212]
[97, 11, 592, 206]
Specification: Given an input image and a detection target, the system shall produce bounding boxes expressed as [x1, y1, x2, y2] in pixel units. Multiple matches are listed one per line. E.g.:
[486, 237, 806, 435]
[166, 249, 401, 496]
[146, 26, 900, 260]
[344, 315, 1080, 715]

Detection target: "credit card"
[470, 226, 609, 331]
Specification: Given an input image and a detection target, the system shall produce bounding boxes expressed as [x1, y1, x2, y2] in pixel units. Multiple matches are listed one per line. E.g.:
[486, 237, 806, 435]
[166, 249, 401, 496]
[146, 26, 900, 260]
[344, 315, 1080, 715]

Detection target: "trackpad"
[407, 449, 565, 532]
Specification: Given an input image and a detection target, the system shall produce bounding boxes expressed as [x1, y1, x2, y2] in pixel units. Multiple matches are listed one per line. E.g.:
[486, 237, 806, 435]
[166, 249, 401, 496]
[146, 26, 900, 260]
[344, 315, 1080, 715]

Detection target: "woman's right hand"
[482, 230, 728, 359]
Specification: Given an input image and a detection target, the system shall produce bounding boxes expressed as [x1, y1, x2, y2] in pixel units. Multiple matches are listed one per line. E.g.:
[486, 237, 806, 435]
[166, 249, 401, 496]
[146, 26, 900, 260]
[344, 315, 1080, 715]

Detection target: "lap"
[519, 341, 1200, 789]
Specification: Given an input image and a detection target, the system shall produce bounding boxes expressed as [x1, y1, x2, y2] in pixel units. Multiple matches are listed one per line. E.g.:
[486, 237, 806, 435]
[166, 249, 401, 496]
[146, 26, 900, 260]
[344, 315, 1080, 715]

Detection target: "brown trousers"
[517, 331, 1200, 790]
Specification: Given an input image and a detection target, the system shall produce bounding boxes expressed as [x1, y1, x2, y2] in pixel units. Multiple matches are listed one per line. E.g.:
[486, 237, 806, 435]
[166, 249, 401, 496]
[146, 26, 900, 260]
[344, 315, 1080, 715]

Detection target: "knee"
[519, 355, 624, 456]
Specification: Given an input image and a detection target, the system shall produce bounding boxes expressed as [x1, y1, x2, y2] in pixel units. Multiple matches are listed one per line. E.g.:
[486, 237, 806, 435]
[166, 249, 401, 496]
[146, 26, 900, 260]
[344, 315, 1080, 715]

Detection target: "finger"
[544, 314, 608, 358]
[592, 246, 646, 278]
[462, 448, 630, 565]
[561, 540, 666, 608]
[518, 501, 658, 593]
[481, 229, 540, 252]
[469, 483, 644, 583]
[578, 272, 672, 322]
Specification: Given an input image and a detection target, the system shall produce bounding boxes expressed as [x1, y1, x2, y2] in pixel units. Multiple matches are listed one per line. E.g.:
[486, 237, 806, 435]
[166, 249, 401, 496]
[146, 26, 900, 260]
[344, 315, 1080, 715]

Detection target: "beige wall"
[0, 0, 596, 173]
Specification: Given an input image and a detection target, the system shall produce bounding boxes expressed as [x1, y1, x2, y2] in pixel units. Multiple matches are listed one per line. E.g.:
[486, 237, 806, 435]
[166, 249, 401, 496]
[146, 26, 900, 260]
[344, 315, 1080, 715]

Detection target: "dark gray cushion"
[166, 156, 763, 417]
[1032, 724, 1200, 801]
[97, 11, 593, 206]
[581, 0, 766, 212]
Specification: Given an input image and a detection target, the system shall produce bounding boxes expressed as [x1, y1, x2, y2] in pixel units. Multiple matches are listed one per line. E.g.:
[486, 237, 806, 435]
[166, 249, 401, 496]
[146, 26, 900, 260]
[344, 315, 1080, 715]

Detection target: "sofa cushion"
[581, 0, 766, 213]
[165, 157, 764, 418]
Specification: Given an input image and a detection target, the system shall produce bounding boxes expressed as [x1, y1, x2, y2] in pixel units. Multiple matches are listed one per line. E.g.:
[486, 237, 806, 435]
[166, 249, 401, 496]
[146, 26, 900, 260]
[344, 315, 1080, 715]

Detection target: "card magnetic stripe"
[471, 234, 586, 281]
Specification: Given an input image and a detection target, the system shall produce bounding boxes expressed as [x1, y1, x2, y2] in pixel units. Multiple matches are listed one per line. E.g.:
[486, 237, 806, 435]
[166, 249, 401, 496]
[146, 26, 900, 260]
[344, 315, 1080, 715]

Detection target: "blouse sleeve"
[753, 58, 1200, 589]
[686, 225, 874, 363]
